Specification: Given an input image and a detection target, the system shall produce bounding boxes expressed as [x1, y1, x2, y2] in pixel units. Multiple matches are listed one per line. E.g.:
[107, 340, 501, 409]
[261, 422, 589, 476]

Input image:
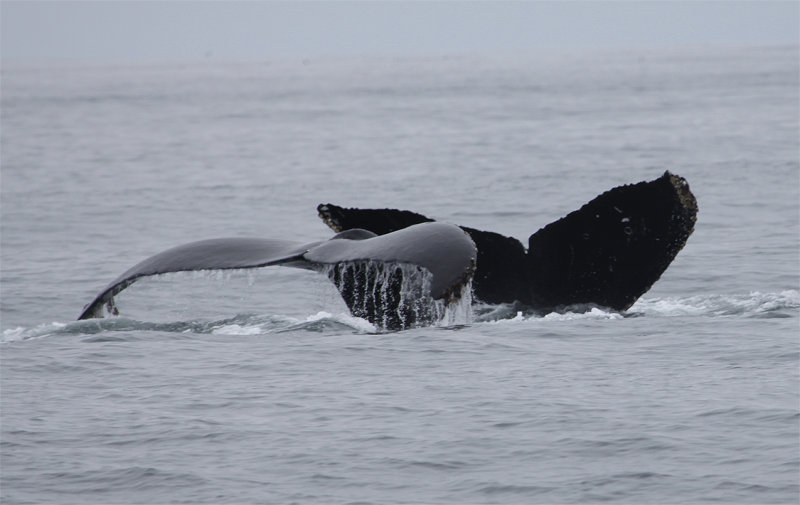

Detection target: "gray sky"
[2, 1, 798, 63]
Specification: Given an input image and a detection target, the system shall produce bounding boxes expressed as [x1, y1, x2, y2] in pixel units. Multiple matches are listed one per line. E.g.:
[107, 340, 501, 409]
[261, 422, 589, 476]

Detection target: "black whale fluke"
[318, 171, 697, 313]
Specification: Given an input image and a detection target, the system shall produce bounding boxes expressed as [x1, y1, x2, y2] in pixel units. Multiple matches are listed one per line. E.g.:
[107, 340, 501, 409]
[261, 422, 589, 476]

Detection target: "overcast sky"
[2, 1, 798, 63]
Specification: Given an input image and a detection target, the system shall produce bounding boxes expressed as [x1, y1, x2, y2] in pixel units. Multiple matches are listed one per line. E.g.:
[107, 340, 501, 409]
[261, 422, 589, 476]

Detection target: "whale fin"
[78, 237, 316, 320]
[318, 203, 432, 234]
[526, 171, 697, 311]
[78, 223, 476, 330]
[316, 171, 697, 311]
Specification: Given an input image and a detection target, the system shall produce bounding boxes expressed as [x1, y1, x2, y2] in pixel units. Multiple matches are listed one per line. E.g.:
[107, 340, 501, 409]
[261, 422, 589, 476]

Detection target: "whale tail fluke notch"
[317, 171, 697, 312]
[317, 205, 530, 304]
[318, 204, 432, 235]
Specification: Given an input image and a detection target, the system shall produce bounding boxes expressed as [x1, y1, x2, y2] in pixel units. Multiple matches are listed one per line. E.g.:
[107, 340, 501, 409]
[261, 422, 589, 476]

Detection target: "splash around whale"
[78, 171, 697, 331]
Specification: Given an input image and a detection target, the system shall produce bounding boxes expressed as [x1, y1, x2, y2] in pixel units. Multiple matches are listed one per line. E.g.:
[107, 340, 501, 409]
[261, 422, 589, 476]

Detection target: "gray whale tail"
[78, 223, 477, 330]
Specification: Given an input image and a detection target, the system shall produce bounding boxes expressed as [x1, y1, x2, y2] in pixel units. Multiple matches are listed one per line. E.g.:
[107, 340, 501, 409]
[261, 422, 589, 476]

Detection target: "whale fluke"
[526, 171, 697, 311]
[318, 171, 697, 312]
[78, 237, 317, 320]
[78, 223, 477, 330]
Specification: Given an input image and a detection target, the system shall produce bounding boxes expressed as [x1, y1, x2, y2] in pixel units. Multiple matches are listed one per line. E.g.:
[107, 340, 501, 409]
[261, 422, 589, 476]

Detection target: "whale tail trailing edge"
[318, 171, 697, 312]
[77, 237, 317, 321]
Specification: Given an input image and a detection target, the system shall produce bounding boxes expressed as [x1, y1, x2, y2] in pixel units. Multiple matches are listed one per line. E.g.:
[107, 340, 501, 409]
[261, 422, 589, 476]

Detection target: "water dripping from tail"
[323, 260, 473, 331]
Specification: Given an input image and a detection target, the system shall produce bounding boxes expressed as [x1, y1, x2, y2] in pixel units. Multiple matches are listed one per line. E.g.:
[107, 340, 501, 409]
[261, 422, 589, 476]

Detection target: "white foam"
[2, 327, 29, 342]
[210, 311, 379, 335]
[305, 311, 377, 333]
[479, 307, 623, 326]
[629, 297, 709, 317]
[1, 322, 67, 343]
[541, 307, 624, 321]
[436, 282, 474, 328]
[210, 323, 266, 335]
[631, 290, 800, 317]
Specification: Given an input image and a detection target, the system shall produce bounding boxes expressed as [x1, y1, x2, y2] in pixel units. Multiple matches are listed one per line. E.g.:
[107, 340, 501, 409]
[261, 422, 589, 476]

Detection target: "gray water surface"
[2, 46, 798, 504]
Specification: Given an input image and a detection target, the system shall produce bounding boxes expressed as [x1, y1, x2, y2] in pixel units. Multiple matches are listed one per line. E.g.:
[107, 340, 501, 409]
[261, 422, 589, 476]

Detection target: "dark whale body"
[319, 171, 698, 313]
[78, 171, 696, 330]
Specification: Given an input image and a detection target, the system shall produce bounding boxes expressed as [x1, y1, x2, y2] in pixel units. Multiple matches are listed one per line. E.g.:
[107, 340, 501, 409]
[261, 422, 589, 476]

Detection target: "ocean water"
[1, 45, 798, 504]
